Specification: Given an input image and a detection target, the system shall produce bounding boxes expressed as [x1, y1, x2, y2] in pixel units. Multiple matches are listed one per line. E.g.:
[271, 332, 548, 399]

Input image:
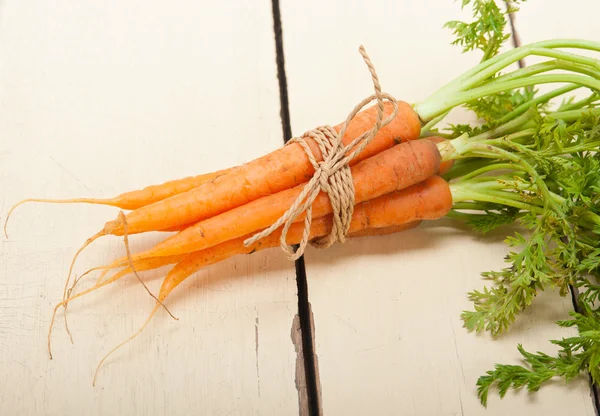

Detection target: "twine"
[243, 46, 399, 260]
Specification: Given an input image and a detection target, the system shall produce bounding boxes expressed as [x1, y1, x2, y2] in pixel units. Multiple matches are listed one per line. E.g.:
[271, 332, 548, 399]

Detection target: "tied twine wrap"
[243, 46, 400, 260]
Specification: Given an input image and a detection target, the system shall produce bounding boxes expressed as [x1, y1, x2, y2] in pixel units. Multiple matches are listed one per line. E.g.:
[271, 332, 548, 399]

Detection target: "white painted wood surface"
[3, 1, 599, 415]
[0, 2, 300, 415]
[281, 0, 597, 415]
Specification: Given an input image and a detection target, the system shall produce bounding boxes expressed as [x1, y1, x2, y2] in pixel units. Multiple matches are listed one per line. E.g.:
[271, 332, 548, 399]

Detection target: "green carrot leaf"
[444, 0, 526, 62]
[477, 308, 600, 406]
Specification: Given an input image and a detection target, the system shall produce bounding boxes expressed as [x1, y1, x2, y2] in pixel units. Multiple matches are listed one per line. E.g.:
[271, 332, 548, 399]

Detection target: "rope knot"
[243, 46, 400, 260]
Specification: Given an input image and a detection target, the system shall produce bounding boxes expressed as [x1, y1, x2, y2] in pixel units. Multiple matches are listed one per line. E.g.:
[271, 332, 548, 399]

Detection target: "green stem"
[456, 163, 523, 181]
[498, 85, 580, 124]
[559, 93, 599, 112]
[421, 131, 454, 139]
[445, 210, 477, 220]
[545, 141, 600, 157]
[421, 110, 450, 134]
[480, 130, 536, 148]
[449, 142, 567, 221]
[529, 48, 600, 70]
[451, 202, 487, 210]
[489, 61, 599, 87]
[417, 74, 600, 122]
[549, 108, 600, 122]
[446, 209, 525, 221]
[450, 180, 600, 228]
[443, 158, 492, 181]
[451, 184, 544, 214]
[417, 40, 600, 122]
[470, 110, 536, 141]
[442, 40, 600, 96]
[463, 177, 507, 185]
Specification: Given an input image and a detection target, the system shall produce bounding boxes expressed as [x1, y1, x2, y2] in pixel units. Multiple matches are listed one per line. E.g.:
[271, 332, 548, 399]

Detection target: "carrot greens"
[445, 0, 525, 62]
[429, 0, 600, 406]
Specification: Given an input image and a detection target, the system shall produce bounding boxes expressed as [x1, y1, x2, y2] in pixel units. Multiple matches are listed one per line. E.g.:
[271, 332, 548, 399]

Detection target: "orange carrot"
[57, 102, 422, 301]
[100, 223, 424, 276]
[85, 222, 420, 293]
[121, 222, 422, 275]
[349, 221, 422, 238]
[157, 174, 451, 302]
[3, 168, 230, 237]
[118, 139, 441, 262]
[68, 175, 451, 383]
[63, 223, 420, 311]
[57, 176, 449, 322]
[86, 222, 421, 290]
[102, 101, 421, 237]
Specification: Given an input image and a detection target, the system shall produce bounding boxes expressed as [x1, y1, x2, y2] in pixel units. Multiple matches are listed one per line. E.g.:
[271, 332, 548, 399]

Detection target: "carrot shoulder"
[127, 139, 441, 260]
[104, 101, 422, 236]
[424, 136, 454, 175]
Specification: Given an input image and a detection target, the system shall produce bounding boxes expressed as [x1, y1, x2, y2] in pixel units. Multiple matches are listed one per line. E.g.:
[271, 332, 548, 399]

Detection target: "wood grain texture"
[281, 0, 596, 414]
[0, 1, 299, 415]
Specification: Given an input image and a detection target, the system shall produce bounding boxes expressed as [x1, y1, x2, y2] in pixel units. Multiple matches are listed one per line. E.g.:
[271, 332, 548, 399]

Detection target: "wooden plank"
[0, 1, 300, 415]
[281, 0, 595, 414]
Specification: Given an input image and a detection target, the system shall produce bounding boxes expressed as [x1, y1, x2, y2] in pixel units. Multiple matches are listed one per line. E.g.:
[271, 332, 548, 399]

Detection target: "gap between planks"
[271, 0, 322, 415]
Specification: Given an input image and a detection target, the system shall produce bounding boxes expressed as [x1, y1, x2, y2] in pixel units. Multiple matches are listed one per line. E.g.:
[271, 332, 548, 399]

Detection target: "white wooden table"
[0, 1, 597, 415]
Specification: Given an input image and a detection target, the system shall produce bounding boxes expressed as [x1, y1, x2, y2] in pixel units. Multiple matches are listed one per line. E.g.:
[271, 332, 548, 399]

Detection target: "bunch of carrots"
[6, 0, 600, 405]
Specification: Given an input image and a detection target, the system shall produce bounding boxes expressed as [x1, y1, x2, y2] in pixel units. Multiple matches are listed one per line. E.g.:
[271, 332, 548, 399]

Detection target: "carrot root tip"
[4, 197, 113, 238]
[92, 303, 160, 387]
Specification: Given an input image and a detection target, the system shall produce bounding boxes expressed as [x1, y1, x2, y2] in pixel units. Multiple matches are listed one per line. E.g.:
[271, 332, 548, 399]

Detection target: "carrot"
[424, 136, 454, 175]
[55, 176, 448, 345]
[55, 101, 422, 306]
[78, 223, 419, 303]
[116, 139, 441, 262]
[349, 221, 421, 238]
[97, 222, 424, 277]
[83, 175, 451, 384]
[156, 174, 450, 302]
[63, 210, 412, 336]
[101, 101, 421, 237]
[85, 137, 448, 277]
[79, 221, 414, 291]
[83, 222, 421, 292]
[3, 168, 230, 237]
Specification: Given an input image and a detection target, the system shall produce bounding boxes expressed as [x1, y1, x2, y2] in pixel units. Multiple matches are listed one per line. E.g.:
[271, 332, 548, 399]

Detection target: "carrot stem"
[419, 74, 600, 122]
[489, 61, 599, 87]
[452, 40, 600, 95]
[498, 85, 580, 124]
[455, 163, 523, 181]
[416, 39, 600, 121]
